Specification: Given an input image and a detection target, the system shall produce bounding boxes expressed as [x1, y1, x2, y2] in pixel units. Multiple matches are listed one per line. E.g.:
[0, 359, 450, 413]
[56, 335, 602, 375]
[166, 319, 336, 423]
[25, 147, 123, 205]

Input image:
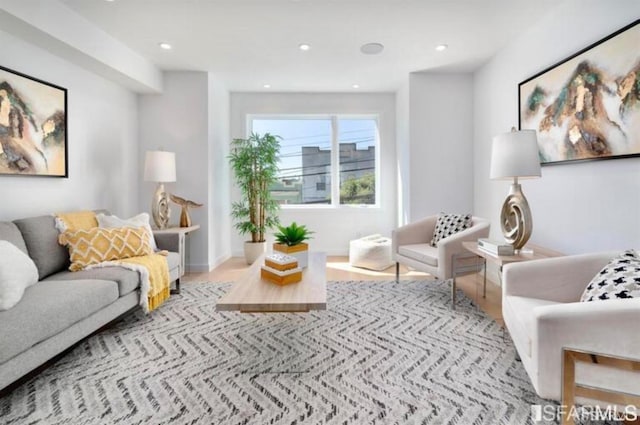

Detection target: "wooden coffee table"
[217, 252, 327, 313]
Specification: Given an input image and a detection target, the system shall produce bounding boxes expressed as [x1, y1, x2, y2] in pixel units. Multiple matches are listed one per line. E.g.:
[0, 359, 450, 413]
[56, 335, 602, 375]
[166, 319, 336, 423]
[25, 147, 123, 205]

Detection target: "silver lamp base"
[500, 181, 533, 250]
[152, 183, 170, 229]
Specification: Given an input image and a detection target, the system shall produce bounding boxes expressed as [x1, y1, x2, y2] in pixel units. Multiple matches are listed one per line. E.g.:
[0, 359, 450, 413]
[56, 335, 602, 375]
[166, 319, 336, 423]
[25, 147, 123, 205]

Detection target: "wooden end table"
[451, 241, 563, 309]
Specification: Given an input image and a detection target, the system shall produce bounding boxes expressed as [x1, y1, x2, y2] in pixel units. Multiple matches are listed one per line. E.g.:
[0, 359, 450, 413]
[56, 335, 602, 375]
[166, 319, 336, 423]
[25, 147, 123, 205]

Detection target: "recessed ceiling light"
[104, 0, 115, 2]
[360, 43, 384, 55]
[435, 44, 448, 52]
[352, 84, 360, 89]
[263, 84, 271, 89]
[299, 43, 311, 51]
[159, 42, 172, 50]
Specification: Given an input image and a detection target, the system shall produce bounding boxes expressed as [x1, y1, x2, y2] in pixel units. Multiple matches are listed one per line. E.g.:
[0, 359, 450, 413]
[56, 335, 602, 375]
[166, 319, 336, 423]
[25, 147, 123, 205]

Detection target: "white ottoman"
[349, 234, 394, 271]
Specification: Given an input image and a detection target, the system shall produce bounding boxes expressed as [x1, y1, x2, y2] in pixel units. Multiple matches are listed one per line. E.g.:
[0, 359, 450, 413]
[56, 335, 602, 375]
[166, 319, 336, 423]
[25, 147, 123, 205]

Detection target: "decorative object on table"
[169, 194, 203, 228]
[273, 221, 313, 268]
[490, 129, 541, 251]
[519, 19, 640, 165]
[349, 234, 393, 271]
[229, 133, 281, 264]
[477, 238, 515, 256]
[144, 150, 176, 230]
[264, 253, 299, 272]
[0, 65, 67, 177]
[580, 249, 640, 302]
[260, 253, 302, 285]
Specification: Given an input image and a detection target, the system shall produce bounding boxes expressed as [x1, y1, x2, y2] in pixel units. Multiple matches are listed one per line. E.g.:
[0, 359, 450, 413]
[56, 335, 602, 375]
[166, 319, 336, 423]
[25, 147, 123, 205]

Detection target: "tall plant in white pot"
[229, 133, 281, 264]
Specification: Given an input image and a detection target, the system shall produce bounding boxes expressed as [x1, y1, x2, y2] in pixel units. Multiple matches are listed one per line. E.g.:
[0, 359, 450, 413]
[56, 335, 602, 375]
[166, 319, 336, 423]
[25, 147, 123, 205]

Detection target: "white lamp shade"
[490, 129, 541, 180]
[144, 151, 176, 182]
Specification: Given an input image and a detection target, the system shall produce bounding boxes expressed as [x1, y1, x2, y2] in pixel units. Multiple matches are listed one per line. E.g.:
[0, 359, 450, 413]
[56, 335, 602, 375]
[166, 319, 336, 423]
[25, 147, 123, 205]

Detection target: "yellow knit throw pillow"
[59, 227, 153, 271]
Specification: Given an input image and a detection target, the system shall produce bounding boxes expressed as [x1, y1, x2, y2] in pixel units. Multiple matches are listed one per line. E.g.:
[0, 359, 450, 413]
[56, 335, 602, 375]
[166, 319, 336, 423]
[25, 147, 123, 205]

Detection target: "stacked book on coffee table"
[260, 253, 303, 285]
[477, 238, 515, 256]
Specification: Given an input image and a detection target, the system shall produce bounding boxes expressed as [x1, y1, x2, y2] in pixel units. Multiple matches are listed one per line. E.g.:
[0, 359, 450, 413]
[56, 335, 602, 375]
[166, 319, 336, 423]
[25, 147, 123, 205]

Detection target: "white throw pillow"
[96, 213, 158, 251]
[0, 240, 39, 310]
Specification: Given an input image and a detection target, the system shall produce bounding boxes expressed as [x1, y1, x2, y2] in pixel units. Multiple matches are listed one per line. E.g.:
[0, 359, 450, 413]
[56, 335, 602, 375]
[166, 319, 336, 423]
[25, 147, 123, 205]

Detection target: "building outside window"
[250, 116, 378, 207]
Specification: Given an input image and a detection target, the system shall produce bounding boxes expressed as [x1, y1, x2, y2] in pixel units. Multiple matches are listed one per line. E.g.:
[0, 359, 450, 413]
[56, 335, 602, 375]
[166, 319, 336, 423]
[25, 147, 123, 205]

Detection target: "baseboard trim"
[186, 264, 212, 273]
[231, 249, 349, 258]
[212, 253, 231, 269]
[186, 253, 232, 273]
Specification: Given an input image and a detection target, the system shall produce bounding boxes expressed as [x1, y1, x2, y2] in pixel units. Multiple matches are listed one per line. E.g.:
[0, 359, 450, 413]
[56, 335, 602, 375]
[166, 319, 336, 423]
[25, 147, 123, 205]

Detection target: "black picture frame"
[518, 19, 640, 166]
[0, 64, 68, 177]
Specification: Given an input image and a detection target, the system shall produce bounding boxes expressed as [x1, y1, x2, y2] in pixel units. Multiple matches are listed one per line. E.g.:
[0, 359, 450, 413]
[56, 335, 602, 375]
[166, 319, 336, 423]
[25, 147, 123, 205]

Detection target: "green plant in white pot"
[229, 133, 281, 264]
[273, 222, 314, 268]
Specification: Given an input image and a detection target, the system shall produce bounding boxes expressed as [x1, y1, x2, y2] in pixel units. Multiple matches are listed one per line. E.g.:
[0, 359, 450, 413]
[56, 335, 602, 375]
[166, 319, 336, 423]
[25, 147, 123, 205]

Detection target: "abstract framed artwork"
[519, 19, 640, 166]
[0, 65, 67, 177]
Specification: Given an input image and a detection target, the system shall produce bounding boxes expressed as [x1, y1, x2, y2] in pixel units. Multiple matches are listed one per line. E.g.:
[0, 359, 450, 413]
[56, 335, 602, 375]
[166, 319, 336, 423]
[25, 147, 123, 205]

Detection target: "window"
[250, 116, 379, 207]
[338, 119, 376, 205]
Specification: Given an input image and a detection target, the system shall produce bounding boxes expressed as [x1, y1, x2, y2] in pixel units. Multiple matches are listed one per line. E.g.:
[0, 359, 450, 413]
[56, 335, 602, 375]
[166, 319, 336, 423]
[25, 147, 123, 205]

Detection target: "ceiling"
[60, 0, 559, 92]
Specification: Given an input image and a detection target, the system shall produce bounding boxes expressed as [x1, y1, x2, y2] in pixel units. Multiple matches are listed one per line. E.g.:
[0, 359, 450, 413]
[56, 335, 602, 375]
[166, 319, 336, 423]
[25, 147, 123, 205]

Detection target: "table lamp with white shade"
[144, 150, 176, 229]
[490, 129, 541, 251]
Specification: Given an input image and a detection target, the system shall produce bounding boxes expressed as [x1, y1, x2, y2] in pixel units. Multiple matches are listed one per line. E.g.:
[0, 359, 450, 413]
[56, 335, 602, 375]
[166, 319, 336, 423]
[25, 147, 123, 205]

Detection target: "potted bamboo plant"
[273, 222, 314, 268]
[229, 133, 281, 264]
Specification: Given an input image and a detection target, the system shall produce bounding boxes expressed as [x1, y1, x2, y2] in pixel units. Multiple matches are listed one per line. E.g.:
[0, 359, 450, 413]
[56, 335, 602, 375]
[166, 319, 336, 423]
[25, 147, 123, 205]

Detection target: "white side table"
[152, 225, 200, 294]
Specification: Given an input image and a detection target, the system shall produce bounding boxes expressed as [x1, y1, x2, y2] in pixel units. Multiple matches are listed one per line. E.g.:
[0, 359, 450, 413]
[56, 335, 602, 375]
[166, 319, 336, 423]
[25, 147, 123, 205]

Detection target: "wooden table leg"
[561, 349, 576, 425]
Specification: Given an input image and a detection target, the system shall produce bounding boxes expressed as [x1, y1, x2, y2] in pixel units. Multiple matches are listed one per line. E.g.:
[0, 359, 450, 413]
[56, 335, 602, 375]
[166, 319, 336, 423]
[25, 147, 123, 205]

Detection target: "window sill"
[280, 204, 381, 211]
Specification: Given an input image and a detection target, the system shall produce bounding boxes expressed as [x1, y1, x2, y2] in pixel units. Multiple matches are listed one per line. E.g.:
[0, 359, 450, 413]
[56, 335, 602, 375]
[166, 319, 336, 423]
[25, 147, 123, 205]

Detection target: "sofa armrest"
[536, 299, 640, 357]
[502, 252, 615, 303]
[154, 233, 180, 253]
[392, 216, 437, 255]
[533, 298, 640, 398]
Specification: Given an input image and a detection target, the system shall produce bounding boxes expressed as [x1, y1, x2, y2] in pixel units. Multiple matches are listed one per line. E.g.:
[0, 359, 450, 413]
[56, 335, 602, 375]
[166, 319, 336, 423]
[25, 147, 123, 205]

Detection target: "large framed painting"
[519, 19, 640, 166]
[0, 65, 67, 177]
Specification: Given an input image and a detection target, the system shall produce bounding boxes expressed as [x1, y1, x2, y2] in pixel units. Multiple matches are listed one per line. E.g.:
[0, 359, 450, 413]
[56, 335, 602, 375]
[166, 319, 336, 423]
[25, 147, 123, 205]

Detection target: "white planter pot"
[244, 241, 266, 264]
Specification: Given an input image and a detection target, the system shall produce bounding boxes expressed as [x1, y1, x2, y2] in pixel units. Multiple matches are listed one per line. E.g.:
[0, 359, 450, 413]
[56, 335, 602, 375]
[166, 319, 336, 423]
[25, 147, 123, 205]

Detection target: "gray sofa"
[0, 214, 181, 391]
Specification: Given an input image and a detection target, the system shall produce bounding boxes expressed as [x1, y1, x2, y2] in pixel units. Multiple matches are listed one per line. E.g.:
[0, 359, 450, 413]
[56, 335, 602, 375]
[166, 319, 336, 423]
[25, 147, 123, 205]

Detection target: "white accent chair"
[392, 216, 490, 305]
[502, 252, 640, 402]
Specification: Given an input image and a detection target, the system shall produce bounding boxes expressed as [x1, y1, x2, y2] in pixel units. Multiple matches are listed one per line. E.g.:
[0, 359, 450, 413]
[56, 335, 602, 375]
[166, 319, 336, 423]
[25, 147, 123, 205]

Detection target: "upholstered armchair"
[392, 215, 490, 282]
[502, 252, 640, 402]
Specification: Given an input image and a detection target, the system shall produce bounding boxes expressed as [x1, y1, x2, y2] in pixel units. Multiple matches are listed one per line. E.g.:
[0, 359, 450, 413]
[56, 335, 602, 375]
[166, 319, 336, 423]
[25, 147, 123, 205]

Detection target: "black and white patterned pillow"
[430, 213, 472, 247]
[581, 250, 640, 302]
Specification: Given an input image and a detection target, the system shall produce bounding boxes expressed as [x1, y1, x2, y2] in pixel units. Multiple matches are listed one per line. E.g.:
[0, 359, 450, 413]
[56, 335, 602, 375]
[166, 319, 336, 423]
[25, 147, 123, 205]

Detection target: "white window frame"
[247, 113, 380, 209]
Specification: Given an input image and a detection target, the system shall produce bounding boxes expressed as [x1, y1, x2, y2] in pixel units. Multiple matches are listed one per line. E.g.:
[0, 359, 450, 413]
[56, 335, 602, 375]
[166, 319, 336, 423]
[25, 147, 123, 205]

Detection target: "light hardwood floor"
[184, 256, 504, 326]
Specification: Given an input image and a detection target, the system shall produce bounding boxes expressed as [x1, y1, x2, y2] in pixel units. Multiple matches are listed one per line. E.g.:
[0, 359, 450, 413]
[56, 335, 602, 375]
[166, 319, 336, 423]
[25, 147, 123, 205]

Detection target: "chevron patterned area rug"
[0, 280, 551, 424]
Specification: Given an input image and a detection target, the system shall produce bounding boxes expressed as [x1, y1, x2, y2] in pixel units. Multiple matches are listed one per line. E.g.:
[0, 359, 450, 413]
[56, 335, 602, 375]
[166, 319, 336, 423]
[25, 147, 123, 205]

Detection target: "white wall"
[473, 0, 640, 255]
[139, 72, 211, 271]
[0, 29, 139, 221]
[139, 71, 231, 271]
[208, 74, 232, 268]
[409, 73, 474, 221]
[230, 92, 397, 256]
[395, 79, 410, 226]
